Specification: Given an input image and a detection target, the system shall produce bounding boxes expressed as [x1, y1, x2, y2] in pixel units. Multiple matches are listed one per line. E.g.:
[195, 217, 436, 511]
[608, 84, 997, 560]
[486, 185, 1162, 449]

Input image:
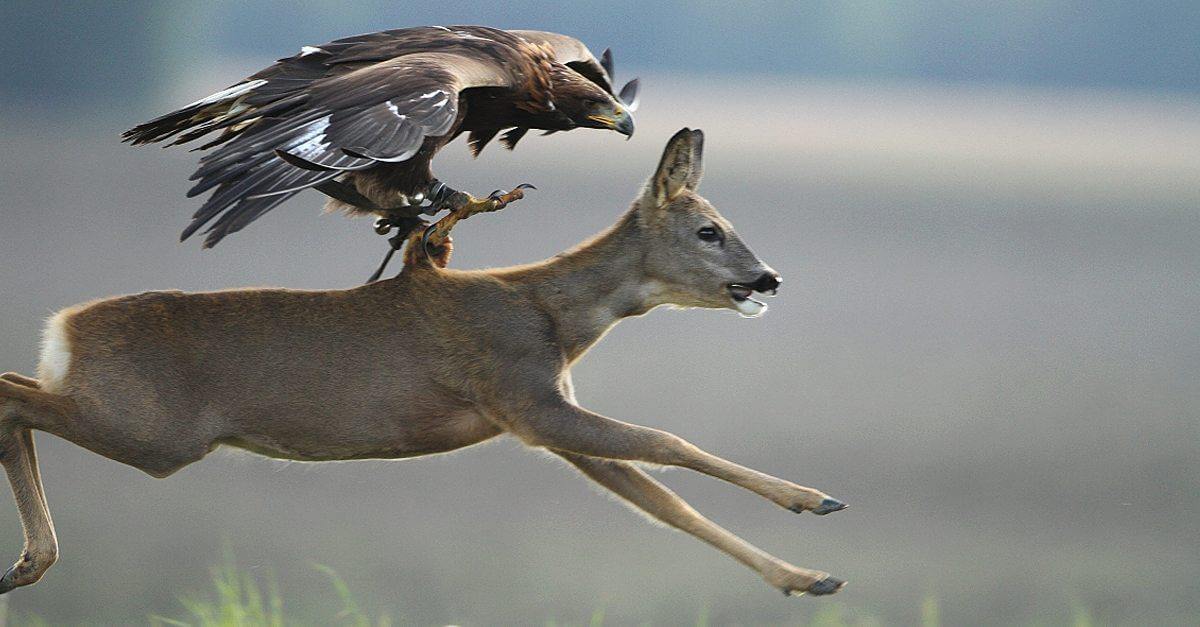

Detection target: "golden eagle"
[124, 26, 638, 276]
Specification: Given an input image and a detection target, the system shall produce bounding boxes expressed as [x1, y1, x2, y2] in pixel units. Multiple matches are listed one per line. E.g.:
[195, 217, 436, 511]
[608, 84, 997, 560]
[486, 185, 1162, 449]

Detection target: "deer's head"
[632, 128, 781, 317]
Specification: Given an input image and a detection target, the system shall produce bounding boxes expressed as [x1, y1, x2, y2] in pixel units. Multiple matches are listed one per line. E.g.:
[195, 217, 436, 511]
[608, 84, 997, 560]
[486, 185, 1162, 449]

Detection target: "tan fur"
[0, 130, 844, 596]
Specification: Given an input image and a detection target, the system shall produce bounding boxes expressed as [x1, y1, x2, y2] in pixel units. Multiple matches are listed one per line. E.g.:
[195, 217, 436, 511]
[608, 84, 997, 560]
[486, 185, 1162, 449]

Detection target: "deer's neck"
[508, 211, 667, 362]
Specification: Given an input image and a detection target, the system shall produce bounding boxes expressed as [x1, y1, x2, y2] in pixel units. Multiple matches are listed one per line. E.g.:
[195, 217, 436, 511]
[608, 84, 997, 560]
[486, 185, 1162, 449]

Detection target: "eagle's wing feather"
[123, 26, 539, 247]
[169, 50, 514, 247]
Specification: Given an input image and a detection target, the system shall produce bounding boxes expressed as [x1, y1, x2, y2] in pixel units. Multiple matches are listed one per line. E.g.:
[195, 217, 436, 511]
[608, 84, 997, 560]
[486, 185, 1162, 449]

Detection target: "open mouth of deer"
[727, 284, 769, 318]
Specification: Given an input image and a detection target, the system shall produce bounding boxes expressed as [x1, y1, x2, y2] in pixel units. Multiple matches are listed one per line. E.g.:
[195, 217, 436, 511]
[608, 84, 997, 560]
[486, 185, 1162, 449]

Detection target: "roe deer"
[0, 128, 847, 596]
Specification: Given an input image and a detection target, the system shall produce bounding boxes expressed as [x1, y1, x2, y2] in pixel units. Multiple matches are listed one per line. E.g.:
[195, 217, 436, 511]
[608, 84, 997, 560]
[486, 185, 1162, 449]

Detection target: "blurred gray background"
[1, 1, 1197, 625]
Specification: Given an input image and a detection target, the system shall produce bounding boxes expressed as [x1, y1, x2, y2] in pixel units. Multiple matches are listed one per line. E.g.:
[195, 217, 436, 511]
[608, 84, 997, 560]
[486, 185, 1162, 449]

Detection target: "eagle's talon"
[488, 184, 535, 210]
[411, 183, 534, 263]
[420, 222, 440, 259]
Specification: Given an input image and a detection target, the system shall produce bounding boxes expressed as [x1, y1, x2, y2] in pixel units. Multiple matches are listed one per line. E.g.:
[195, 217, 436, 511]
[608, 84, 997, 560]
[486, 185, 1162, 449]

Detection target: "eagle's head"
[543, 65, 635, 137]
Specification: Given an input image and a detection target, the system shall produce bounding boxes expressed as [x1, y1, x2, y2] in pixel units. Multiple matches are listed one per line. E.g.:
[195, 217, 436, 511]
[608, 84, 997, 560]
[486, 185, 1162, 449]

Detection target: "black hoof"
[807, 576, 846, 596]
[811, 498, 848, 515]
[0, 567, 18, 595]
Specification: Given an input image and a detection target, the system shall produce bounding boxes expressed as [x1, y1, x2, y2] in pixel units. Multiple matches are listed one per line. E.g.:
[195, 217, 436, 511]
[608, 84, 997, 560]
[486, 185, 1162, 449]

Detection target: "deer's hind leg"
[555, 450, 845, 596]
[0, 374, 39, 389]
[0, 378, 66, 593]
[0, 429, 56, 593]
[0, 376, 51, 551]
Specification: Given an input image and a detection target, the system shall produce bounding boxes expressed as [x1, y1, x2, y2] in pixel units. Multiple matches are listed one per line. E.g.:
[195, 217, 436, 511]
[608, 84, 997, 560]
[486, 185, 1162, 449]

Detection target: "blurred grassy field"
[0, 78, 1197, 625]
[0, 556, 1123, 626]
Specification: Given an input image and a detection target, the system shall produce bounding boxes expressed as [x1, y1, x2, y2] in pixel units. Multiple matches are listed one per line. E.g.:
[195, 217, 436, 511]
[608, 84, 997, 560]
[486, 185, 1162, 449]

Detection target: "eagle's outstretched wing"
[123, 26, 538, 248]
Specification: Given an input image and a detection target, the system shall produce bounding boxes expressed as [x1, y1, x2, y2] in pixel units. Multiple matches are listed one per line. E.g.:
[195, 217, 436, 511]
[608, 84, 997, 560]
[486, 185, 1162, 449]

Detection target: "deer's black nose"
[750, 272, 782, 293]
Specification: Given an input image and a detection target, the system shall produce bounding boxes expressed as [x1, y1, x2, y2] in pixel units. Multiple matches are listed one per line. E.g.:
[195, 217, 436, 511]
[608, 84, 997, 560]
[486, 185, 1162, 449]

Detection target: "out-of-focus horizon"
[5, 1, 1200, 109]
[0, 2, 1197, 625]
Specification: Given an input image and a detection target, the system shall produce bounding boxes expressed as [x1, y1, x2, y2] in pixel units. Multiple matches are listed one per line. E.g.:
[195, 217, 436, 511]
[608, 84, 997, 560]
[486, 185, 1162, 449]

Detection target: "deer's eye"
[697, 226, 723, 243]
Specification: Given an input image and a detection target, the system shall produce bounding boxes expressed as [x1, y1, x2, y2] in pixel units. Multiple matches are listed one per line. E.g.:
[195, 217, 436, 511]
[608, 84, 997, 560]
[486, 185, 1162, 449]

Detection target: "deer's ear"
[646, 128, 704, 206]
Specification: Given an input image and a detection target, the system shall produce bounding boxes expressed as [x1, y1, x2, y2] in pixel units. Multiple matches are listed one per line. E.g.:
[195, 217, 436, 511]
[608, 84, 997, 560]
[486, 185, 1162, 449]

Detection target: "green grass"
[144, 557, 897, 627]
[145, 559, 906, 627]
[147, 555, 390, 627]
[0, 557, 1125, 626]
[138, 567, 1102, 627]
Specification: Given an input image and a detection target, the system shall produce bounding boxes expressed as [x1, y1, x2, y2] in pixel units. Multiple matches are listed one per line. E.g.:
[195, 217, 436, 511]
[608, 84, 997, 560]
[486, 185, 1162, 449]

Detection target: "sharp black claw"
[514, 183, 537, 191]
[487, 189, 504, 200]
[420, 222, 438, 258]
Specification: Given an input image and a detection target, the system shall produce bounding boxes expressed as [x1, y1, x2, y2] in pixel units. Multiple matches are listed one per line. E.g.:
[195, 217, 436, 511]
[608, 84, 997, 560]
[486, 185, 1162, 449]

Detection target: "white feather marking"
[299, 45, 325, 56]
[453, 30, 490, 42]
[384, 102, 409, 121]
[288, 115, 331, 156]
[37, 310, 73, 393]
[369, 148, 419, 163]
[183, 79, 267, 109]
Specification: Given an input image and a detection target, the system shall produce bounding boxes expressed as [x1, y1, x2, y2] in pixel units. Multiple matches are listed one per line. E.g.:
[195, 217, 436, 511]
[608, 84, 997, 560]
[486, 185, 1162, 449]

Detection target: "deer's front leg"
[556, 450, 845, 596]
[495, 400, 846, 515]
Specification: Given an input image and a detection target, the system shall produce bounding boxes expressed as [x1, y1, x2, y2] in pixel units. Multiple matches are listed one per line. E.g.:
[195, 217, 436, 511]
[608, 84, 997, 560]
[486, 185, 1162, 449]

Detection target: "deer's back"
[39, 270, 561, 426]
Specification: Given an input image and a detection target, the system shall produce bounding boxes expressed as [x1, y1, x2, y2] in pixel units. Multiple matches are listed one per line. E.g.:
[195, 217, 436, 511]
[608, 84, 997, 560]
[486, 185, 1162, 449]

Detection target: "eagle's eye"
[697, 226, 723, 243]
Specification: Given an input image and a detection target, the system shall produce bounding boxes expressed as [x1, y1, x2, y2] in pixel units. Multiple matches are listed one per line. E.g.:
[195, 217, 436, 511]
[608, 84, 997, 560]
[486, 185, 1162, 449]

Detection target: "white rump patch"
[37, 310, 73, 392]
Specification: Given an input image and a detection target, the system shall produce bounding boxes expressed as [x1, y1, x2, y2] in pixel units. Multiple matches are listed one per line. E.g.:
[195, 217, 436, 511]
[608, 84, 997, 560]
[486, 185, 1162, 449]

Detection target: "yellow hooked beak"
[587, 105, 635, 137]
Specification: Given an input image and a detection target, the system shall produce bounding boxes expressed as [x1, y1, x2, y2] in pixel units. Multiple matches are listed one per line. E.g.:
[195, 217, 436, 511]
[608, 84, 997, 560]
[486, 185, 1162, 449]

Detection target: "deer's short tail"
[36, 309, 74, 395]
